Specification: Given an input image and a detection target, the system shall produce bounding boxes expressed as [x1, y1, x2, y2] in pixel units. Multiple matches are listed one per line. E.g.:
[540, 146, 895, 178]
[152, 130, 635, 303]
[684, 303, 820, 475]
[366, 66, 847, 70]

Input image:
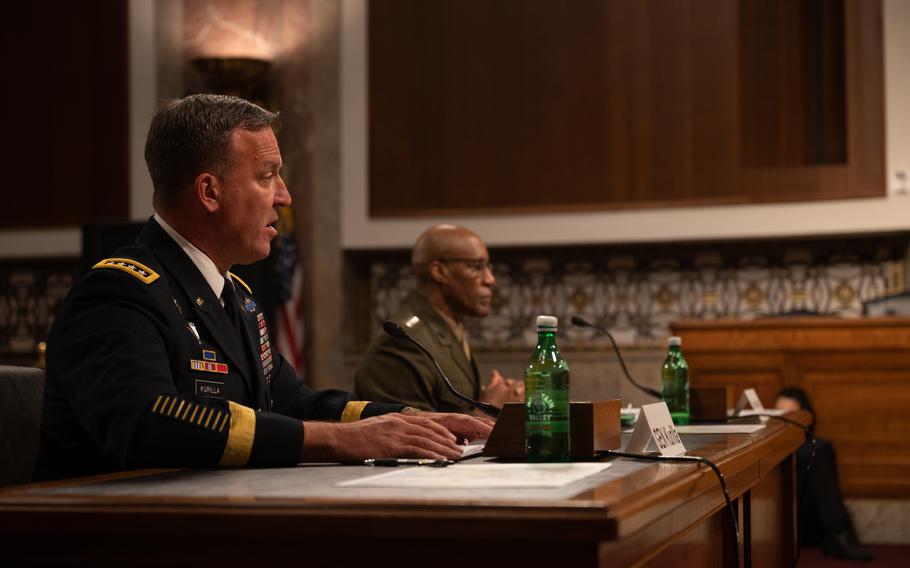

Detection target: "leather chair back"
[0, 365, 45, 486]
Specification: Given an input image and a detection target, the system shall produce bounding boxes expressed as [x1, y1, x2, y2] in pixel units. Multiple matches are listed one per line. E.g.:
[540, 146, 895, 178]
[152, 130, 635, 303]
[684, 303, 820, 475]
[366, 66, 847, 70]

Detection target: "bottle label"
[525, 370, 569, 434]
[527, 392, 555, 422]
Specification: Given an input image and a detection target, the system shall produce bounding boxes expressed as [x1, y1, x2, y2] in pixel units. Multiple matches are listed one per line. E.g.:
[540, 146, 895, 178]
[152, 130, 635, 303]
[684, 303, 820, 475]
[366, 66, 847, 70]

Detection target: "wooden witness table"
[0, 413, 809, 567]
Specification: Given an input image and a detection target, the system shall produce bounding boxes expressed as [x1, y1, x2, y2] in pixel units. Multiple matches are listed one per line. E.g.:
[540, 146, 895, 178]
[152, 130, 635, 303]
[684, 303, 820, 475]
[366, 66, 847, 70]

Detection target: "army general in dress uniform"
[34, 94, 490, 481]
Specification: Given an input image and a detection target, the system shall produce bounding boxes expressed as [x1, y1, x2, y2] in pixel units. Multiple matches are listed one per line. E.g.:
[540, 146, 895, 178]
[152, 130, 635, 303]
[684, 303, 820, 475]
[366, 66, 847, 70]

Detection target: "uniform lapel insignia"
[190, 359, 228, 374]
[171, 297, 183, 315]
[192, 349, 225, 372]
[188, 289, 251, 394]
[239, 306, 273, 408]
[257, 315, 273, 382]
[186, 322, 201, 343]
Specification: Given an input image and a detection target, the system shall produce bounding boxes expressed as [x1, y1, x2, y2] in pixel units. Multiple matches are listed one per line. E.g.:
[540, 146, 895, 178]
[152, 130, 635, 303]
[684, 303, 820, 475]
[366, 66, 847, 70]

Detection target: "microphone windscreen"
[382, 320, 407, 338]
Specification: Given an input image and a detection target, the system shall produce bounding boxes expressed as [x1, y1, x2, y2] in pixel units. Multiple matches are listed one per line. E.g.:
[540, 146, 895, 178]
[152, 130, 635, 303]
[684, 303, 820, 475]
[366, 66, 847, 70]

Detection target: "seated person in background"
[775, 387, 873, 562]
[355, 224, 524, 415]
[34, 94, 490, 482]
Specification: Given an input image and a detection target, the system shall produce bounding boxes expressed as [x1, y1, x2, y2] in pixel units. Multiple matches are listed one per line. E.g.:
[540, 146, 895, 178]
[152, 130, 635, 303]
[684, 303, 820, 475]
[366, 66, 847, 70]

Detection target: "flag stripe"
[280, 296, 304, 371]
[275, 260, 305, 373]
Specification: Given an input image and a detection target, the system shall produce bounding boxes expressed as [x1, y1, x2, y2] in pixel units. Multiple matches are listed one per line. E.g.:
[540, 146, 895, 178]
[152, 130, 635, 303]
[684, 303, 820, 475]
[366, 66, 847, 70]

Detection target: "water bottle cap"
[536, 315, 558, 330]
[668, 336, 682, 346]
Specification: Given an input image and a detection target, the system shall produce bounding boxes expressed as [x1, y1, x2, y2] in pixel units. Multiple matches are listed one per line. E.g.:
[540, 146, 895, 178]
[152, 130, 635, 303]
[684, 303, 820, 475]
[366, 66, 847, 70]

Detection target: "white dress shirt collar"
[153, 213, 230, 299]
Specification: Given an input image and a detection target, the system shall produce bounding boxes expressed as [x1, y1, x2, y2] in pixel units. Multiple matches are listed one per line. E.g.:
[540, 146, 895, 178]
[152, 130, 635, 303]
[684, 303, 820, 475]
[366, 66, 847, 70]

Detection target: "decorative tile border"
[0, 261, 79, 360]
[365, 236, 908, 350]
[3, 235, 907, 360]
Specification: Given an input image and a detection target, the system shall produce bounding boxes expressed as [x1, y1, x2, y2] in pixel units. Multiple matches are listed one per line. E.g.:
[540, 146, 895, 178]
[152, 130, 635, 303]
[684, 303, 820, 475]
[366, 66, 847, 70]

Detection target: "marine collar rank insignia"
[92, 258, 159, 284]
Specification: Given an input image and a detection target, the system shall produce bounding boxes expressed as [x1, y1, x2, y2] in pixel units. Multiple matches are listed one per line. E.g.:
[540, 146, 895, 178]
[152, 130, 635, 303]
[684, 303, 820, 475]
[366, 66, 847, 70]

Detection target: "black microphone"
[570, 316, 662, 399]
[382, 320, 501, 418]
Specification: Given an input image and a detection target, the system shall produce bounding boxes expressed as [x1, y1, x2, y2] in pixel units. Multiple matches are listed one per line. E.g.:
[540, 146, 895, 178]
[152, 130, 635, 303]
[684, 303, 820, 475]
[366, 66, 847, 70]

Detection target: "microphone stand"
[570, 316, 662, 399]
[382, 321, 501, 418]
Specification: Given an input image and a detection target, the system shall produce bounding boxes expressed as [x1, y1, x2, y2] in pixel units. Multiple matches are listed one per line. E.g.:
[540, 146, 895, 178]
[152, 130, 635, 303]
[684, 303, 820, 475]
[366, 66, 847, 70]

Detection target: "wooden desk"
[672, 317, 910, 498]
[0, 416, 807, 567]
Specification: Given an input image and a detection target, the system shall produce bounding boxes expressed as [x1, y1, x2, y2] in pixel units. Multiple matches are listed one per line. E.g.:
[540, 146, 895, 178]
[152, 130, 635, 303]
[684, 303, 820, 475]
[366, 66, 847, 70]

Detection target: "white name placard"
[733, 387, 765, 416]
[624, 402, 686, 456]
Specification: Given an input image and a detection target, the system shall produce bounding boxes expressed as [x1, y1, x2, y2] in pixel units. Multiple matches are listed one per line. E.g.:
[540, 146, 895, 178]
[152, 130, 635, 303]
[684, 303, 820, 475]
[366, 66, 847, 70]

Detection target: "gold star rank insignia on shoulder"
[92, 258, 159, 284]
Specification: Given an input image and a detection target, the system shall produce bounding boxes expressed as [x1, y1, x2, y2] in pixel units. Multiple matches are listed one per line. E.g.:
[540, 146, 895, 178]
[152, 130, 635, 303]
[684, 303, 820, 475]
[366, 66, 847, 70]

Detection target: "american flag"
[274, 207, 305, 373]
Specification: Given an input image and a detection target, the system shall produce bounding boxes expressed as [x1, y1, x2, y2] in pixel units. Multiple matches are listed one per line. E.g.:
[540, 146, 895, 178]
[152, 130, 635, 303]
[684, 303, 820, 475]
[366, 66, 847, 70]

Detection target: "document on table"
[461, 439, 485, 459]
[676, 424, 766, 434]
[733, 408, 787, 417]
[337, 462, 612, 489]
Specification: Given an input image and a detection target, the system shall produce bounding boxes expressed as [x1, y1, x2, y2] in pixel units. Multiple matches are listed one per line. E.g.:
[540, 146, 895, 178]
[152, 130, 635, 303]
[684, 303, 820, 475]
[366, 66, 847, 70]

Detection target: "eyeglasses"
[436, 257, 493, 273]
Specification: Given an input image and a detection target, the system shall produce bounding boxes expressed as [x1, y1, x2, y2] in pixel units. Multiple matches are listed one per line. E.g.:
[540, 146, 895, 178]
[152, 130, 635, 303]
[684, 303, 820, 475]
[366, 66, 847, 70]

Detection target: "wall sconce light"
[191, 57, 272, 108]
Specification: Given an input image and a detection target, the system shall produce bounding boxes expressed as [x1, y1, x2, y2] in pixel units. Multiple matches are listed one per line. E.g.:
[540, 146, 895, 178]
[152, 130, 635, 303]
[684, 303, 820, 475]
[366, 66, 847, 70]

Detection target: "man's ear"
[194, 173, 221, 213]
[428, 260, 449, 285]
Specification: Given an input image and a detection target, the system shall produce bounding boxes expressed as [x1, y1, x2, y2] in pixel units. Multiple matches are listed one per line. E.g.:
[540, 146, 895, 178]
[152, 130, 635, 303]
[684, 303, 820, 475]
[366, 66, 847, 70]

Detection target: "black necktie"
[222, 280, 244, 339]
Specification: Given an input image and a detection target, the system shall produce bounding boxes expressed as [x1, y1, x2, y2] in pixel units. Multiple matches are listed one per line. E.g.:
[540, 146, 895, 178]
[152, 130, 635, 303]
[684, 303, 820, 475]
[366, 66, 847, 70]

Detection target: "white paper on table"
[676, 424, 766, 434]
[733, 408, 787, 417]
[728, 407, 787, 424]
[336, 462, 611, 489]
[460, 439, 486, 459]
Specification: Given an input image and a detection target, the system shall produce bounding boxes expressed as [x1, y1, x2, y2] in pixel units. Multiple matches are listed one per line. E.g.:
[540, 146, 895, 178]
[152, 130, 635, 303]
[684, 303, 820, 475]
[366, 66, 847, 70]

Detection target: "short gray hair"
[144, 94, 280, 210]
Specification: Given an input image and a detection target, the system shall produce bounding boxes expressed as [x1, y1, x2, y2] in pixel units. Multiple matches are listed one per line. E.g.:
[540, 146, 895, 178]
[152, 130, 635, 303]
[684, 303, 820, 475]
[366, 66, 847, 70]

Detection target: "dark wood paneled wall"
[3, 1, 128, 229]
[368, 0, 883, 216]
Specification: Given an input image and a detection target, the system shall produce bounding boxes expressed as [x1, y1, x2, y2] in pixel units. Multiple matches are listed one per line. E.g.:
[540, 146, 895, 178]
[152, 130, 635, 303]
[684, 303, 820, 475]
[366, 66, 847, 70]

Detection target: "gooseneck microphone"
[570, 316, 662, 399]
[382, 321, 501, 418]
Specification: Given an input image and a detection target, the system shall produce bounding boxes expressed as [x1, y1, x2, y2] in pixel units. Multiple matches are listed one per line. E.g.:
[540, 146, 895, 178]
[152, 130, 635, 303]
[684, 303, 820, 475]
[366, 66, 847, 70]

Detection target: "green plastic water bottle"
[661, 336, 690, 425]
[525, 315, 570, 462]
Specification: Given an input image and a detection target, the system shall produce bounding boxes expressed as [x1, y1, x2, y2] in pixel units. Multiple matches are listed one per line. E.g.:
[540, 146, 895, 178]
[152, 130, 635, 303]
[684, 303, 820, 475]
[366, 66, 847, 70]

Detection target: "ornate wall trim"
[0, 260, 79, 364]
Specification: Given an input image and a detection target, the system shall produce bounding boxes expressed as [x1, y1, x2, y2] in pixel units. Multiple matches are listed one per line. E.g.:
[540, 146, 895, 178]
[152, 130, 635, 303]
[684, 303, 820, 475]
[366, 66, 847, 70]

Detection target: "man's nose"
[275, 176, 292, 207]
[483, 266, 495, 286]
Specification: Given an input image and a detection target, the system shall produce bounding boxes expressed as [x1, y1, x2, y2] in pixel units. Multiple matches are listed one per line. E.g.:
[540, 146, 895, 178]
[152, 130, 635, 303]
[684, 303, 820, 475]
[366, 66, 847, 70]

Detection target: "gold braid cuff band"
[218, 402, 256, 466]
[341, 401, 369, 423]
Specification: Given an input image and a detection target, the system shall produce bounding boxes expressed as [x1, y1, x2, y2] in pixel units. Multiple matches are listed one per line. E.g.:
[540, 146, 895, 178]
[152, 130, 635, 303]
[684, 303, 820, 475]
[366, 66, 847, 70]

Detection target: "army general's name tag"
[195, 380, 225, 398]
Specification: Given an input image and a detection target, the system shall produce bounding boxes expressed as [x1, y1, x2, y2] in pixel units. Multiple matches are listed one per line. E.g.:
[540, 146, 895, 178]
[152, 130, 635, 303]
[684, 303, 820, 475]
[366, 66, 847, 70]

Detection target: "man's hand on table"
[299, 412, 492, 463]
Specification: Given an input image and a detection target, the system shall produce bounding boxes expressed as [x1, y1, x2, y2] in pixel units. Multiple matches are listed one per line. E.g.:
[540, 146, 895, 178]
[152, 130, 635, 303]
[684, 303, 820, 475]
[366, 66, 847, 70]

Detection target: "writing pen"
[363, 458, 453, 467]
